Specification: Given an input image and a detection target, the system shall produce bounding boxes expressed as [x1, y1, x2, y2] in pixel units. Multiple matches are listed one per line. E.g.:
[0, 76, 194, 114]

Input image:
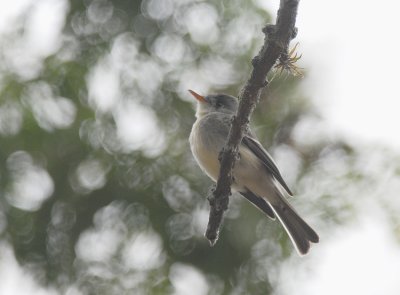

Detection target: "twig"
[205, 0, 300, 245]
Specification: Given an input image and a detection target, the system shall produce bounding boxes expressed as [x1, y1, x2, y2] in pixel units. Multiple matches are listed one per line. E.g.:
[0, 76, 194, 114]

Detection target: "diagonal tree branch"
[205, 0, 300, 245]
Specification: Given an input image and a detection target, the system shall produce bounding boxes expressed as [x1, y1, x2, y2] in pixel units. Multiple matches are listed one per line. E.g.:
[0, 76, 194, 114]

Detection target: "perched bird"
[188, 90, 319, 255]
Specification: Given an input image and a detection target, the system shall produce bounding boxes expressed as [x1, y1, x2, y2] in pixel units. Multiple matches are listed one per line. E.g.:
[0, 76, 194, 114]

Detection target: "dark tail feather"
[271, 197, 319, 255]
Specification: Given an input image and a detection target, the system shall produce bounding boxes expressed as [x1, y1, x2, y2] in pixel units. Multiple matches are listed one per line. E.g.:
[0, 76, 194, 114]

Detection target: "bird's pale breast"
[189, 119, 221, 181]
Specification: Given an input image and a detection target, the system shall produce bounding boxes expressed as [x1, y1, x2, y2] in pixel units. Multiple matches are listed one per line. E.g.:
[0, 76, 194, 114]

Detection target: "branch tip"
[205, 229, 218, 246]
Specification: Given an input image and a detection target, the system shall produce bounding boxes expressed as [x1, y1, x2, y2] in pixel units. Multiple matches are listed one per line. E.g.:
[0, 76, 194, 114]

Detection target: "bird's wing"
[240, 190, 275, 219]
[242, 135, 293, 196]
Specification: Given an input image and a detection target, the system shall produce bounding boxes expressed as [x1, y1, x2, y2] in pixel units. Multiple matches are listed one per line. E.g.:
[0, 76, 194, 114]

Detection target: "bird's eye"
[216, 102, 223, 108]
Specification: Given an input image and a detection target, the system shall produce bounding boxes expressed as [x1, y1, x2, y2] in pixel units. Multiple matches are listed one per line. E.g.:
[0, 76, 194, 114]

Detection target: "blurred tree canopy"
[3, 0, 395, 294]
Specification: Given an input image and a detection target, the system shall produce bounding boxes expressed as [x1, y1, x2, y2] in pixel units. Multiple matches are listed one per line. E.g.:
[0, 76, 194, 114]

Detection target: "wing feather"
[242, 135, 293, 196]
[240, 190, 275, 219]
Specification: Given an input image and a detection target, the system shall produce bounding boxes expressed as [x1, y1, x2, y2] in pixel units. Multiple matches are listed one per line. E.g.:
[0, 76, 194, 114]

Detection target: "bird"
[188, 90, 319, 255]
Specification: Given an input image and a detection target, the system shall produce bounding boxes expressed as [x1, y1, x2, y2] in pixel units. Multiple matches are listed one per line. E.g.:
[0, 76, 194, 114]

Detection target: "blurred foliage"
[2, 0, 394, 294]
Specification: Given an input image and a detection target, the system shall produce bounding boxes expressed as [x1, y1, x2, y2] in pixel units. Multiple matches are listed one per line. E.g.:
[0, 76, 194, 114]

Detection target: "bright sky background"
[261, 1, 400, 294]
[299, 0, 400, 148]
[263, 0, 400, 148]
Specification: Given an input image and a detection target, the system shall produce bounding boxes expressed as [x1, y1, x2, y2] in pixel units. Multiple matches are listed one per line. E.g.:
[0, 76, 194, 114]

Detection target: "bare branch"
[205, 0, 300, 245]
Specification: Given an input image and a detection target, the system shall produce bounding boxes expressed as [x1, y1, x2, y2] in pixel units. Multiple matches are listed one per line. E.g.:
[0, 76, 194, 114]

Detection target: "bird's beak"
[188, 90, 206, 103]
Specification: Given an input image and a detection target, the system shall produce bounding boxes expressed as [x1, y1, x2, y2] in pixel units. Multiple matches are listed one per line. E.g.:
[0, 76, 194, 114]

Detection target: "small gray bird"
[189, 90, 319, 255]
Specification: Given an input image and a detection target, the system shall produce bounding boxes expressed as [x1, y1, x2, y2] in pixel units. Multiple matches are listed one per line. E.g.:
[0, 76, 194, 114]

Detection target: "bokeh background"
[1, 0, 400, 294]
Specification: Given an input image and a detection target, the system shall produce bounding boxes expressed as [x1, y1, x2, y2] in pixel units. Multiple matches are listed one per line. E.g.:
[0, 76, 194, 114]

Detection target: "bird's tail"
[270, 195, 319, 255]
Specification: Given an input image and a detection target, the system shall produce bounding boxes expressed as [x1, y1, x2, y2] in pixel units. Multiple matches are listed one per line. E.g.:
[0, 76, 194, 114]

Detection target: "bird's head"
[189, 90, 238, 118]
